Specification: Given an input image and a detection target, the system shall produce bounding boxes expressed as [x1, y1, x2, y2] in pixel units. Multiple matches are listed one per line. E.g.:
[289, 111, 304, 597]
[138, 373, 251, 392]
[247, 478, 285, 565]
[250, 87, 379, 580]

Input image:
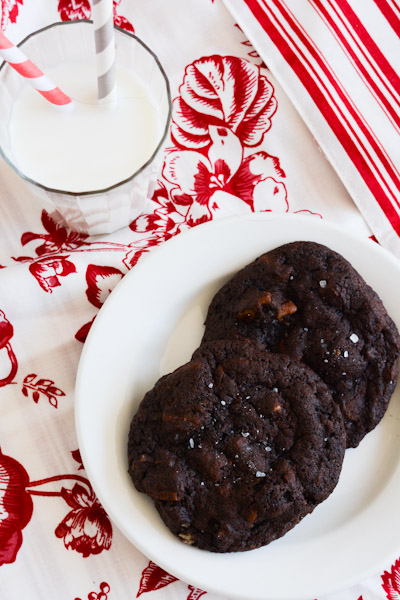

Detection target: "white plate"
[75, 214, 400, 600]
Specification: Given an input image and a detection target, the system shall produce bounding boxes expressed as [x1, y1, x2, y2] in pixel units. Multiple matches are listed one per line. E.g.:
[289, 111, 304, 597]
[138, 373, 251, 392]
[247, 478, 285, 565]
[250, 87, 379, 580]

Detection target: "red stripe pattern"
[224, 0, 400, 254]
[9, 60, 44, 79]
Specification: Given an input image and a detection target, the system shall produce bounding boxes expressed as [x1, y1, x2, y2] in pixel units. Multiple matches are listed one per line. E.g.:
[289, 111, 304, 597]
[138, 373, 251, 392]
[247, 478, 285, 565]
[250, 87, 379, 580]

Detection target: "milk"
[8, 59, 163, 192]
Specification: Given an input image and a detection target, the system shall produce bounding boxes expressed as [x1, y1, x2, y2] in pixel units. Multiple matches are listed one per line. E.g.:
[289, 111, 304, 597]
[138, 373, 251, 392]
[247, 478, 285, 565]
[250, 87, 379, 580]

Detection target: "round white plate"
[75, 214, 400, 600]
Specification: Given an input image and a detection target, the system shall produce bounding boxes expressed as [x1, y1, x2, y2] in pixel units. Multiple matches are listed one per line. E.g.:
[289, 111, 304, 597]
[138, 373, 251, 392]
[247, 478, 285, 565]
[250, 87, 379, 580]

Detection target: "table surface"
[0, 1, 398, 600]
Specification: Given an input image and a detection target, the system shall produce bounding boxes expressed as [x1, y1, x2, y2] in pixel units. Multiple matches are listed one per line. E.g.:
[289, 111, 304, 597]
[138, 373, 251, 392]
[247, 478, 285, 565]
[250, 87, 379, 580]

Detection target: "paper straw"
[0, 30, 73, 109]
[92, 0, 117, 104]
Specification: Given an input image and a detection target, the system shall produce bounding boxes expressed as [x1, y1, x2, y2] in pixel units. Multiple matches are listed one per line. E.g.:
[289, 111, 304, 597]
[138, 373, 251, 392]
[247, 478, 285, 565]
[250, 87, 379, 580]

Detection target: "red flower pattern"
[57, 0, 134, 32]
[0, 310, 18, 387]
[137, 561, 178, 597]
[171, 55, 276, 150]
[20, 210, 89, 256]
[85, 265, 124, 309]
[137, 561, 206, 599]
[55, 483, 112, 557]
[28, 255, 77, 293]
[0, 449, 33, 566]
[57, 0, 91, 21]
[382, 558, 400, 600]
[113, 0, 134, 32]
[0, 0, 23, 30]
[75, 264, 124, 342]
[163, 127, 287, 225]
[128, 53, 287, 267]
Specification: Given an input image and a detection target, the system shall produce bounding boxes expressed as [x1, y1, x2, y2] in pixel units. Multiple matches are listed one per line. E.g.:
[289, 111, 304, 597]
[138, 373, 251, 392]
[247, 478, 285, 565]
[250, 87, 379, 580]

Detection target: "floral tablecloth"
[0, 1, 398, 600]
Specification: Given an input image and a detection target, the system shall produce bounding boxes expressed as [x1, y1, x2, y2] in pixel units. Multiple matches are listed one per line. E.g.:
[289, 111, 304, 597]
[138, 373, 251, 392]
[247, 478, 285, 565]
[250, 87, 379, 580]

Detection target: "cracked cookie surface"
[202, 241, 400, 448]
[127, 340, 345, 552]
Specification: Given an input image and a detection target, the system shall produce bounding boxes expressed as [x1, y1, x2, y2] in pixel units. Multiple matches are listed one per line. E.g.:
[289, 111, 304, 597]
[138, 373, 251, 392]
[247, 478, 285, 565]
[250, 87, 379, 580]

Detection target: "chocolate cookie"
[127, 340, 345, 553]
[202, 241, 400, 448]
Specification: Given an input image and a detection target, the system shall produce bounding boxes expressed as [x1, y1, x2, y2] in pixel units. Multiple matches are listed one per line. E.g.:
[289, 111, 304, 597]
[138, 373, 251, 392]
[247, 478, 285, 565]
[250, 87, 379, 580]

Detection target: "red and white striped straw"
[92, 0, 117, 104]
[0, 30, 73, 109]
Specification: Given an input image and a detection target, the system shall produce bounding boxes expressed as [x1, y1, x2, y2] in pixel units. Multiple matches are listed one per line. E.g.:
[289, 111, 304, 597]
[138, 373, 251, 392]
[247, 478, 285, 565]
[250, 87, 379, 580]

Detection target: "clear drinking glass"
[0, 21, 171, 235]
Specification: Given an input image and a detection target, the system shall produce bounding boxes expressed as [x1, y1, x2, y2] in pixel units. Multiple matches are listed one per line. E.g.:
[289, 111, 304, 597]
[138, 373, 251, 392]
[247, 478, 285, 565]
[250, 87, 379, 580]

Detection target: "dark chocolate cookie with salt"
[127, 340, 345, 553]
[202, 241, 400, 448]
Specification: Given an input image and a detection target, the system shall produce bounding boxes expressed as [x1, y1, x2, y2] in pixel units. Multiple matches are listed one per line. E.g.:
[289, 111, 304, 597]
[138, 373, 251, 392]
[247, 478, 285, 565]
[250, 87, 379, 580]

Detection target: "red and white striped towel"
[222, 0, 400, 256]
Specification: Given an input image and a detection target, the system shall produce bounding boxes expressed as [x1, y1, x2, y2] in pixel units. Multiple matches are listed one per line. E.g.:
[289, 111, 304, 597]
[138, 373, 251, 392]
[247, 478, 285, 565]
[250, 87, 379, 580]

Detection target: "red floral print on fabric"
[137, 561, 178, 596]
[75, 317, 96, 344]
[15, 211, 129, 293]
[29, 254, 77, 293]
[163, 128, 287, 225]
[137, 561, 206, 599]
[71, 449, 85, 471]
[75, 581, 111, 600]
[129, 54, 288, 260]
[58, 0, 91, 21]
[187, 586, 207, 600]
[85, 265, 124, 309]
[57, 0, 134, 32]
[0, 310, 17, 387]
[0, 449, 33, 566]
[75, 264, 124, 343]
[0, 448, 112, 564]
[0, 0, 23, 30]
[382, 558, 400, 600]
[55, 483, 112, 557]
[22, 374, 65, 408]
[171, 56, 276, 151]
[21, 209, 89, 256]
[113, 0, 134, 33]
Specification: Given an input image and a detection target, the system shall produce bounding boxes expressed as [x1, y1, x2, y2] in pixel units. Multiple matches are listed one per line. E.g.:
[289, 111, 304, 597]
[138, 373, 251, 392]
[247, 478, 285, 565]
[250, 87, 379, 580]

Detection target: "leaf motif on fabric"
[21, 374, 65, 408]
[136, 561, 179, 597]
[187, 585, 207, 600]
[75, 317, 96, 344]
[382, 558, 400, 600]
[85, 265, 124, 309]
[172, 55, 277, 150]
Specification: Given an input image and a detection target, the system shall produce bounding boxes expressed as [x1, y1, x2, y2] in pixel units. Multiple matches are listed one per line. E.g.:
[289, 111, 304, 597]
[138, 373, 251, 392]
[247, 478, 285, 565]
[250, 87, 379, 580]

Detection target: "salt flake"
[319, 280, 327, 288]
[256, 471, 266, 478]
[350, 333, 359, 343]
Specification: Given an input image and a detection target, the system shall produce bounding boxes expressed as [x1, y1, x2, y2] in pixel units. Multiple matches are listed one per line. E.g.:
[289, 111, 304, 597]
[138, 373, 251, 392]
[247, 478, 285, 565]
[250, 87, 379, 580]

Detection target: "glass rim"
[0, 20, 172, 197]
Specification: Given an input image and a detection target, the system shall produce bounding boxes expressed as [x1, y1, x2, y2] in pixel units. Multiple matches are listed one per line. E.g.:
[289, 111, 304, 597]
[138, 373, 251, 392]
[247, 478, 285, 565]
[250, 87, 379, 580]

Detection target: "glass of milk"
[0, 21, 171, 235]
